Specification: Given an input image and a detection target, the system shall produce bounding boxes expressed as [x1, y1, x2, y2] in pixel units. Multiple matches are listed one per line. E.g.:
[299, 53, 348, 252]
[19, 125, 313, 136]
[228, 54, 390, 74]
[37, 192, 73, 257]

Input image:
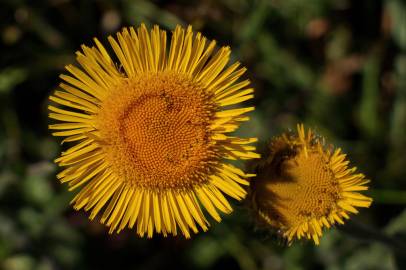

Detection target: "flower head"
[249, 124, 372, 245]
[49, 24, 259, 238]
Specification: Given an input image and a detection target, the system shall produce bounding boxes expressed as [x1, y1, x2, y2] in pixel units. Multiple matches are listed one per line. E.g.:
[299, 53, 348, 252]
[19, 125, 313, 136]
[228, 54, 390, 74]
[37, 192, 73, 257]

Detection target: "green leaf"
[359, 54, 381, 139]
[0, 68, 27, 94]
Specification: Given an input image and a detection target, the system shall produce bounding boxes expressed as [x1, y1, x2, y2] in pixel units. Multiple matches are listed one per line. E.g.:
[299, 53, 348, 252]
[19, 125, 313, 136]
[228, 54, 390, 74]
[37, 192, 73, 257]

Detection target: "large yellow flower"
[48, 24, 259, 238]
[249, 124, 372, 245]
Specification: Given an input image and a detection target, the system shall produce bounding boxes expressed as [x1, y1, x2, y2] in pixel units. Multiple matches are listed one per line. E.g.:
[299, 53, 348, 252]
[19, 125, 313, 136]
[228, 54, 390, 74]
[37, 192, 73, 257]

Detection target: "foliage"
[0, 0, 405, 269]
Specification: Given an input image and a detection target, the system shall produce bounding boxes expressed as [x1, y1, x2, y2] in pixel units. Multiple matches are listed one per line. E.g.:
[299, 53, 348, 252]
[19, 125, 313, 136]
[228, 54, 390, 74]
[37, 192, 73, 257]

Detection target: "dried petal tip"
[249, 124, 372, 245]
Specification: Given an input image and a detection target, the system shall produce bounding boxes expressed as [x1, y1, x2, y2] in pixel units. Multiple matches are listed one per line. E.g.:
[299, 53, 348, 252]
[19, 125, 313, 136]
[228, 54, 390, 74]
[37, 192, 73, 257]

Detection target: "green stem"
[369, 189, 406, 204]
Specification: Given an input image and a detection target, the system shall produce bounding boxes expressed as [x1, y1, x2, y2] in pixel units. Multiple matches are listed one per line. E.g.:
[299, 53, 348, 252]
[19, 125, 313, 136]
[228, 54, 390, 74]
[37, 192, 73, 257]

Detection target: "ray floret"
[250, 124, 372, 245]
[49, 24, 259, 238]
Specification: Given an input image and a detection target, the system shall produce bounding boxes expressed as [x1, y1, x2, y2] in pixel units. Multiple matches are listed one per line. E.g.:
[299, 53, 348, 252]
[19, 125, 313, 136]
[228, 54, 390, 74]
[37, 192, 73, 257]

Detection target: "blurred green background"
[1, 0, 406, 269]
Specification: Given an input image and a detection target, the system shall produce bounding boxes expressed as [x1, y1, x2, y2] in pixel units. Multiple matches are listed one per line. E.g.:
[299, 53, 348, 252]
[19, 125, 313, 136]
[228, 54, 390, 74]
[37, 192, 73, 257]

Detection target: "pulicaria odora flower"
[49, 24, 259, 238]
[250, 124, 372, 245]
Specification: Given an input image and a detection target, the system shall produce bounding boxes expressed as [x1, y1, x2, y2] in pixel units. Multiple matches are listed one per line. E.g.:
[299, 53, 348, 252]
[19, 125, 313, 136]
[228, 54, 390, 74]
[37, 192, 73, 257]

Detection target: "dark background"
[1, 0, 406, 269]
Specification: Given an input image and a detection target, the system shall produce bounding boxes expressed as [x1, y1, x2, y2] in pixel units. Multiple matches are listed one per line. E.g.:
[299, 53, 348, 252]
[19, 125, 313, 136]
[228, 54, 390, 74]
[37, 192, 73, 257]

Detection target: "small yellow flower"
[49, 24, 259, 238]
[249, 124, 372, 245]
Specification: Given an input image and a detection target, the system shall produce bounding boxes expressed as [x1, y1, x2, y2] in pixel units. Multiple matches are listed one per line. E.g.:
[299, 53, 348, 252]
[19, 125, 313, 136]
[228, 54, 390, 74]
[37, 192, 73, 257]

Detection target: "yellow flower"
[48, 24, 259, 238]
[249, 124, 372, 245]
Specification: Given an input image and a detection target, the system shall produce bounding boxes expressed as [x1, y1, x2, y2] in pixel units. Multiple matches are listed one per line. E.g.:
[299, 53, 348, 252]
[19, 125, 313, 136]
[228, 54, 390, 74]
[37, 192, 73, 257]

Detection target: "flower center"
[97, 71, 219, 190]
[254, 143, 341, 229]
